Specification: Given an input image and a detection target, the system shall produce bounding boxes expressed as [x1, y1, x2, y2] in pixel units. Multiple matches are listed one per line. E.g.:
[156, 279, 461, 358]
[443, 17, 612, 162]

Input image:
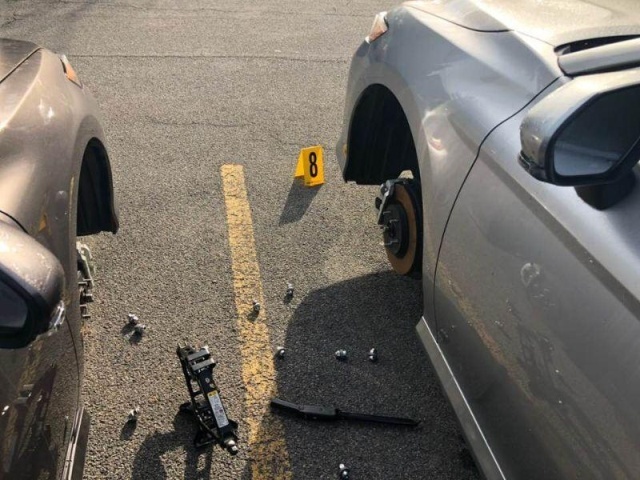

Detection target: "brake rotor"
[381, 181, 422, 276]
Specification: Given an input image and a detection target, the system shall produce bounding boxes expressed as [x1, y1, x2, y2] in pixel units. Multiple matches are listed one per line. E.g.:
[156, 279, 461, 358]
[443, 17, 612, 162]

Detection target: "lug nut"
[285, 282, 294, 298]
[127, 407, 140, 423]
[335, 349, 348, 361]
[275, 346, 285, 359]
[127, 314, 139, 326]
[81, 291, 94, 303]
[133, 324, 146, 336]
[252, 300, 261, 314]
[226, 439, 238, 455]
[367, 348, 378, 363]
[339, 463, 350, 479]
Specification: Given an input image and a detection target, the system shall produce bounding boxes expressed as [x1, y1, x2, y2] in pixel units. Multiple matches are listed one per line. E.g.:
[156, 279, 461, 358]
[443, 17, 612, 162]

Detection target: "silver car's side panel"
[435, 90, 640, 478]
[417, 317, 505, 480]
[338, 5, 561, 324]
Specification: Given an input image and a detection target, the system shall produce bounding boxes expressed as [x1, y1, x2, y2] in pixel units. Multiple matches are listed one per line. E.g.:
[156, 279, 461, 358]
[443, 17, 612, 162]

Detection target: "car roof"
[0, 38, 39, 85]
[404, 0, 640, 47]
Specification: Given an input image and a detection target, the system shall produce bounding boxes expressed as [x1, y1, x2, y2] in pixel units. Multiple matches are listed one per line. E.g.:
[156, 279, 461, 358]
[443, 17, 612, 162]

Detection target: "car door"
[0, 267, 80, 479]
[434, 110, 640, 478]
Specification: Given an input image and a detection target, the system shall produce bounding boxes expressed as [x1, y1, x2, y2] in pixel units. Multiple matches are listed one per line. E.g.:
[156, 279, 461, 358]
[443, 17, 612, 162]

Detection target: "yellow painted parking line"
[221, 164, 292, 479]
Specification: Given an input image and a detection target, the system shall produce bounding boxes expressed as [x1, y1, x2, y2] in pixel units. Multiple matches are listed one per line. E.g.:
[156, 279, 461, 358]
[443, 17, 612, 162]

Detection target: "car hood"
[405, 0, 640, 47]
[0, 38, 39, 84]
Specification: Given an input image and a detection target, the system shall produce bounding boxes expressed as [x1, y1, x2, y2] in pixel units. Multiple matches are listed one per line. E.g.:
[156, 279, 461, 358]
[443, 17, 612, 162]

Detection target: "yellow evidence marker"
[294, 145, 324, 187]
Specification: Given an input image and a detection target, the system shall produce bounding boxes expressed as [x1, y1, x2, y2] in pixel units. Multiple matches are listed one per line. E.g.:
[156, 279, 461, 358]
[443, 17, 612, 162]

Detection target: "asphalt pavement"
[2, 1, 480, 478]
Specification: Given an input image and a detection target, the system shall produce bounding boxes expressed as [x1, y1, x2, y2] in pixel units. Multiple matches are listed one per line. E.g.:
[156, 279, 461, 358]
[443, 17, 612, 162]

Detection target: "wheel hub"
[381, 203, 409, 258]
[378, 180, 422, 276]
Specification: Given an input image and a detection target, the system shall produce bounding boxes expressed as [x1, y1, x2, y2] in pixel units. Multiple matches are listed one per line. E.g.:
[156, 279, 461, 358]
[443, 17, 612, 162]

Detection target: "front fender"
[0, 47, 117, 251]
[338, 4, 562, 322]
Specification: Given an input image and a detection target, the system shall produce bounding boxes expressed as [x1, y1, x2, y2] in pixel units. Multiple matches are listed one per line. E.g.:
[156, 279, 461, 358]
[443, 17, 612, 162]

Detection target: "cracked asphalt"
[1, 1, 481, 478]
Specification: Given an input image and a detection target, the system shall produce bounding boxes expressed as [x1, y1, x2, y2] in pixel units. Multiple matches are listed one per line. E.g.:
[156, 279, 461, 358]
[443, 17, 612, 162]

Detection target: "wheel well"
[345, 85, 419, 184]
[77, 139, 118, 236]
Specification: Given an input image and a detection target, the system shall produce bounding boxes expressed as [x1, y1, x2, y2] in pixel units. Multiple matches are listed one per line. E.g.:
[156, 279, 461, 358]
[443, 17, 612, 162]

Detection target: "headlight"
[366, 11, 388, 44]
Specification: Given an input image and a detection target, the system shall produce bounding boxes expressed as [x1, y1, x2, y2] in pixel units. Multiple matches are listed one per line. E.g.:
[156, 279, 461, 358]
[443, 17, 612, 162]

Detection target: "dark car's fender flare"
[72, 115, 119, 236]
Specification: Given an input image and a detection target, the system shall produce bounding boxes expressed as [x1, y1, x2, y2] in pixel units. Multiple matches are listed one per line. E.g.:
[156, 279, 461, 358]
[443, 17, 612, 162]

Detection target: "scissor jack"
[177, 345, 239, 454]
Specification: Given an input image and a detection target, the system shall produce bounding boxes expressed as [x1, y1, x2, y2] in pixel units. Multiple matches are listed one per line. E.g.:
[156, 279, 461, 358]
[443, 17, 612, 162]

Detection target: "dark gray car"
[338, 1, 640, 478]
[0, 39, 117, 479]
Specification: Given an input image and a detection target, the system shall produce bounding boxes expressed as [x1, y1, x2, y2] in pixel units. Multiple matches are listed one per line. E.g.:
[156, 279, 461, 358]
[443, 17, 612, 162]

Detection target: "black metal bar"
[271, 398, 338, 420]
[271, 397, 419, 427]
[338, 410, 419, 426]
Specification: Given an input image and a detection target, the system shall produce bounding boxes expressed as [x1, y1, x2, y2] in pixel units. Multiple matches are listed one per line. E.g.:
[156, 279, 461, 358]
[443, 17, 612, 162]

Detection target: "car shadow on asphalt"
[278, 179, 322, 225]
[241, 270, 479, 479]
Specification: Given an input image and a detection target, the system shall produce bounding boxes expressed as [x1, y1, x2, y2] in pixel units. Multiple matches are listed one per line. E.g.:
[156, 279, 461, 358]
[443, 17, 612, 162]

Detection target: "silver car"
[337, 1, 640, 478]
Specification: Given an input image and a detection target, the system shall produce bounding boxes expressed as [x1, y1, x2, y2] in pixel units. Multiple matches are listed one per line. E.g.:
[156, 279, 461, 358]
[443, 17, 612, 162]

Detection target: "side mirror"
[519, 69, 640, 209]
[0, 222, 65, 349]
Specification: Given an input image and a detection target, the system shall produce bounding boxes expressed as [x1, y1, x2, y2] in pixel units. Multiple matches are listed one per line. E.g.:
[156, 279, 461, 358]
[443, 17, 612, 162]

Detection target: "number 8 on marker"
[309, 152, 318, 178]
